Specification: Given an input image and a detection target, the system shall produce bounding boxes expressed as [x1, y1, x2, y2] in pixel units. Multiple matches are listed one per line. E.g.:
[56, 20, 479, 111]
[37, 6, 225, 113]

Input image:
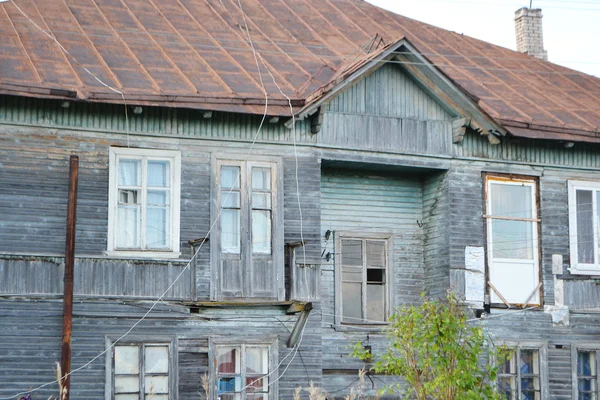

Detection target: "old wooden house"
[1, 0, 600, 399]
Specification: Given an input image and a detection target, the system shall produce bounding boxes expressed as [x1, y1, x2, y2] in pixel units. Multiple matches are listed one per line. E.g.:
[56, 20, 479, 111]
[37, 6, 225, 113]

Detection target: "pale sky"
[367, 0, 600, 77]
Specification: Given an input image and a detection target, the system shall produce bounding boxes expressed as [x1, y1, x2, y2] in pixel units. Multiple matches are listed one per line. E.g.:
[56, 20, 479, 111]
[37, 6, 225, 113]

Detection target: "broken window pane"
[145, 346, 169, 374]
[115, 346, 140, 375]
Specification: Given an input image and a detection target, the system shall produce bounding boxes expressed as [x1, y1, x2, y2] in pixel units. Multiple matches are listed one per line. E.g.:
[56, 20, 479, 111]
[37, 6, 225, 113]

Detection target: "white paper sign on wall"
[465, 246, 485, 307]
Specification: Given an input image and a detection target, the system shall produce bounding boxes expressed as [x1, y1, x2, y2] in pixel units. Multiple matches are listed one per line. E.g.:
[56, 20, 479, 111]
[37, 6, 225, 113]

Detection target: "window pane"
[146, 207, 168, 248]
[114, 376, 140, 394]
[146, 396, 168, 400]
[252, 193, 271, 209]
[366, 284, 385, 322]
[247, 395, 268, 400]
[342, 268, 362, 282]
[246, 347, 268, 374]
[498, 377, 515, 400]
[217, 377, 241, 393]
[144, 375, 169, 394]
[217, 347, 239, 374]
[491, 220, 533, 259]
[367, 269, 385, 283]
[342, 240, 362, 266]
[115, 395, 140, 400]
[115, 346, 139, 374]
[520, 350, 538, 374]
[366, 241, 385, 268]
[221, 166, 240, 189]
[117, 206, 140, 248]
[147, 190, 169, 206]
[218, 394, 241, 400]
[579, 378, 597, 395]
[577, 190, 594, 264]
[252, 167, 271, 190]
[246, 376, 268, 392]
[501, 352, 516, 374]
[145, 346, 169, 374]
[119, 159, 141, 186]
[252, 210, 271, 254]
[222, 191, 240, 208]
[222, 209, 240, 253]
[147, 160, 169, 188]
[119, 189, 139, 205]
[490, 183, 533, 218]
[521, 377, 540, 400]
[342, 282, 362, 321]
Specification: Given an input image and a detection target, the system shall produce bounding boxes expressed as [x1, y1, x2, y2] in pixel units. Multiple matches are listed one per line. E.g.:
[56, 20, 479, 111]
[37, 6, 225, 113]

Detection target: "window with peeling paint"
[112, 343, 171, 400]
[212, 158, 283, 300]
[107, 148, 181, 259]
[498, 348, 541, 400]
[576, 350, 598, 400]
[335, 233, 391, 325]
[214, 344, 272, 400]
[485, 175, 540, 306]
[568, 181, 600, 275]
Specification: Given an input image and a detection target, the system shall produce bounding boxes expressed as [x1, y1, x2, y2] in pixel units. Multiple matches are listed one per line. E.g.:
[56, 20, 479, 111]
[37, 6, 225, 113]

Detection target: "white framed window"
[335, 232, 391, 325]
[107, 148, 181, 258]
[485, 175, 540, 305]
[498, 347, 542, 400]
[572, 346, 600, 400]
[109, 342, 173, 400]
[211, 156, 283, 300]
[568, 180, 600, 275]
[211, 341, 277, 400]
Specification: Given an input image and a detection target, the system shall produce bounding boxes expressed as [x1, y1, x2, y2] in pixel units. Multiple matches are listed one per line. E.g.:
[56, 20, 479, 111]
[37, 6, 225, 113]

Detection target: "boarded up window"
[213, 159, 282, 300]
[568, 181, 600, 275]
[485, 176, 540, 305]
[337, 235, 389, 324]
[113, 343, 170, 399]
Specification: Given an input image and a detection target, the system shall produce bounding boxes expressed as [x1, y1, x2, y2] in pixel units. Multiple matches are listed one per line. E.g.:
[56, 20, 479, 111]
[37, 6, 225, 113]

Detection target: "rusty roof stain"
[1, 0, 600, 142]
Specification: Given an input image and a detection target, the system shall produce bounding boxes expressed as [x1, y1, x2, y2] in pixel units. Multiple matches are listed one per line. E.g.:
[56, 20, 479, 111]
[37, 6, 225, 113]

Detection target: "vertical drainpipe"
[61, 155, 79, 399]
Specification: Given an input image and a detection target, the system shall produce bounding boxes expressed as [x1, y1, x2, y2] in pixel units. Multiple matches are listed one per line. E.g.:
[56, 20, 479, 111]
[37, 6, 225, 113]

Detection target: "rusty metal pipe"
[61, 155, 79, 400]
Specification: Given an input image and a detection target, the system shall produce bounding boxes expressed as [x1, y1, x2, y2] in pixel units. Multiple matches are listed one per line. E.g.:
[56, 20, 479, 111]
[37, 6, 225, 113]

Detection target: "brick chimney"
[515, 7, 548, 61]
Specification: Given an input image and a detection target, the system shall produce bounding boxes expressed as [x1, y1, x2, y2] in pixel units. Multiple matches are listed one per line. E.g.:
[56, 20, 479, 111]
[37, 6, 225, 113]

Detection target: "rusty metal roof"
[1, 0, 599, 142]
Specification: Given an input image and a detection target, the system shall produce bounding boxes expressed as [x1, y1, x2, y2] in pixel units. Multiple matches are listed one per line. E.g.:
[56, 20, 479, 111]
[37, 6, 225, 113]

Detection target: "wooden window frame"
[568, 180, 600, 275]
[104, 337, 177, 400]
[572, 344, 600, 400]
[483, 174, 541, 306]
[495, 342, 547, 400]
[210, 155, 284, 301]
[334, 231, 392, 327]
[107, 147, 182, 259]
[209, 338, 278, 400]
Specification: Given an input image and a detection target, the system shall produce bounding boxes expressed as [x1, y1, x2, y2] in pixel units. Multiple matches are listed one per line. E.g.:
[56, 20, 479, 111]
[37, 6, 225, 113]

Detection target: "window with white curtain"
[568, 181, 600, 275]
[108, 148, 181, 258]
[485, 175, 540, 305]
[111, 343, 172, 400]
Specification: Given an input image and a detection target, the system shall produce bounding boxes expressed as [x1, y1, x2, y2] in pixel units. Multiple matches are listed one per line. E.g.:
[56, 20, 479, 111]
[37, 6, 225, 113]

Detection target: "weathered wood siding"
[0, 299, 322, 399]
[319, 63, 454, 155]
[0, 119, 320, 301]
[319, 167, 425, 379]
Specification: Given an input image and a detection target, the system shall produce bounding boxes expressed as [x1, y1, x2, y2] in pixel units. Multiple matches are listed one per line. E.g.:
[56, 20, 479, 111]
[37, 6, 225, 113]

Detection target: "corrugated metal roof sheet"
[1, 0, 599, 141]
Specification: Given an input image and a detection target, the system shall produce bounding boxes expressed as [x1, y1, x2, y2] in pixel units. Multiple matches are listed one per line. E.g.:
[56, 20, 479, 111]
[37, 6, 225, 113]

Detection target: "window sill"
[104, 250, 182, 260]
[332, 323, 388, 333]
[567, 267, 600, 277]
